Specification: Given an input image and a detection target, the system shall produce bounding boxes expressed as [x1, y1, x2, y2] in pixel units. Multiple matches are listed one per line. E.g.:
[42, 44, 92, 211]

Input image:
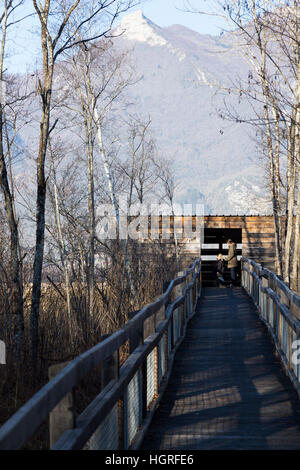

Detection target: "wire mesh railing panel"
[85, 403, 119, 450]
[127, 371, 142, 445]
[146, 348, 156, 407]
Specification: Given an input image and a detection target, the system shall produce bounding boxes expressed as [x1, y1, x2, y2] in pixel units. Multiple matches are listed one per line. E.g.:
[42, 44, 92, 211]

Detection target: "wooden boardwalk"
[141, 287, 300, 450]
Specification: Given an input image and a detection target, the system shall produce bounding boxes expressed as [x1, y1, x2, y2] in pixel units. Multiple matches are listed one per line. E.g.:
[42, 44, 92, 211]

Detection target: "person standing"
[226, 239, 238, 287]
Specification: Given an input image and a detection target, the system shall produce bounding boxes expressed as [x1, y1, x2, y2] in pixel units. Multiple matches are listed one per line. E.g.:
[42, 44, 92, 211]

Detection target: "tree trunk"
[30, 80, 52, 363]
[291, 61, 300, 291]
[94, 107, 120, 225]
[291, 177, 300, 292]
[283, 114, 297, 284]
[87, 122, 95, 323]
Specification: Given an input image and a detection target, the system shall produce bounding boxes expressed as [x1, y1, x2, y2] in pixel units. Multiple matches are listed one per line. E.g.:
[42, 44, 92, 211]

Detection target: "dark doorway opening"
[202, 228, 242, 287]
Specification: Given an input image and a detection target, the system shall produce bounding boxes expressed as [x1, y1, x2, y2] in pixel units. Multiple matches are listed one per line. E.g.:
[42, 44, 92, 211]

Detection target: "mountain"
[111, 10, 271, 215]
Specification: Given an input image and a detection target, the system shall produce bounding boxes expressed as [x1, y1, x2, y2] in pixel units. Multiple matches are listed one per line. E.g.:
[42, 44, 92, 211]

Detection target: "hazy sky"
[131, 0, 225, 33]
[7, 0, 226, 73]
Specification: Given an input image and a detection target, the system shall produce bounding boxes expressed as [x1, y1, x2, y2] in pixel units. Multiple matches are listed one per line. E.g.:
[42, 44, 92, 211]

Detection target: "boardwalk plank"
[141, 288, 300, 450]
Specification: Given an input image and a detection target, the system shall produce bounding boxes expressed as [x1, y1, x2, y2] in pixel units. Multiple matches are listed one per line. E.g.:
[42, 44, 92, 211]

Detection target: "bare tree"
[116, 116, 158, 298]
[0, 0, 28, 356]
[30, 0, 140, 362]
[48, 140, 73, 345]
[55, 34, 137, 320]
[154, 156, 180, 270]
[184, 1, 300, 287]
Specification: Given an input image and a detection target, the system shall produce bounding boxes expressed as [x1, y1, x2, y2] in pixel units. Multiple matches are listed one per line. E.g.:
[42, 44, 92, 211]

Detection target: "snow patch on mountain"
[191, 63, 214, 88]
[116, 10, 168, 47]
[116, 10, 187, 62]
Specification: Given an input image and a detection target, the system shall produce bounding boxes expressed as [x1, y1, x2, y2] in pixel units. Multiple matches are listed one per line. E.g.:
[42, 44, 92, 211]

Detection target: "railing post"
[261, 276, 268, 320]
[274, 301, 278, 338]
[172, 304, 176, 349]
[118, 395, 125, 450]
[180, 300, 185, 336]
[185, 289, 188, 318]
[118, 389, 128, 450]
[48, 362, 75, 449]
[129, 311, 144, 354]
[191, 280, 195, 311]
[248, 267, 250, 293]
[101, 348, 119, 387]
[270, 296, 275, 329]
[278, 308, 283, 347]
[289, 325, 294, 370]
[258, 278, 262, 314]
[100, 338, 121, 450]
[164, 327, 168, 376]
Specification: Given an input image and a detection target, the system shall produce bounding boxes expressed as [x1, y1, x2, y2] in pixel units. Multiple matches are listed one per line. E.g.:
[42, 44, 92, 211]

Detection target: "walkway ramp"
[141, 287, 300, 450]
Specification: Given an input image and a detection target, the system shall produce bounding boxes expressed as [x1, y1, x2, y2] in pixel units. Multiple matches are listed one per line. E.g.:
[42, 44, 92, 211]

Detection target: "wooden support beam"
[49, 362, 75, 449]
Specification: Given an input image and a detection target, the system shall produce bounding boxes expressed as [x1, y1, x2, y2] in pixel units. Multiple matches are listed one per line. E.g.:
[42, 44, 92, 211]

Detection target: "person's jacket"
[213, 259, 225, 276]
[216, 259, 225, 274]
[226, 243, 238, 268]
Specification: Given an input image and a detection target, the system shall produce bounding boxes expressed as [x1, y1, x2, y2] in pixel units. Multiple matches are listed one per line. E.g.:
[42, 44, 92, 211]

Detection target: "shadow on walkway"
[141, 288, 300, 450]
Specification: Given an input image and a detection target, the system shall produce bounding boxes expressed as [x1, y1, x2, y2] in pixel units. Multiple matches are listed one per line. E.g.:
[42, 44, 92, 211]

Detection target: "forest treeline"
[0, 0, 180, 429]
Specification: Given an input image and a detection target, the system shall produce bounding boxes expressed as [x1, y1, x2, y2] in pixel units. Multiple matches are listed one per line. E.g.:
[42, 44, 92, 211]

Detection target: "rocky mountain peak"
[116, 10, 168, 46]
